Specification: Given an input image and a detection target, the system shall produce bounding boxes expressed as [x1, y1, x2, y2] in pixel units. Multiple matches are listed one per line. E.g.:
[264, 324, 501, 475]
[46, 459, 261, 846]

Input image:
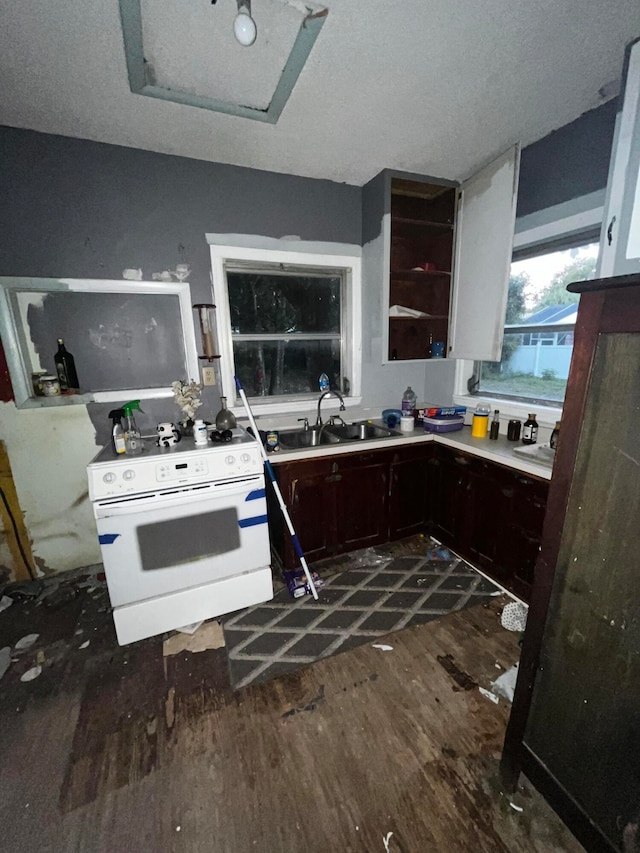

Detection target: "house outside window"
[208, 238, 362, 413]
[477, 240, 599, 405]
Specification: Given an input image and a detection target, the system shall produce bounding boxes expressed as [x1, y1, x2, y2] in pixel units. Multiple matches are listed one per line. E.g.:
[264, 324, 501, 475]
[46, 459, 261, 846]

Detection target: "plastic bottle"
[401, 386, 417, 416]
[193, 419, 208, 445]
[522, 413, 539, 445]
[215, 396, 237, 430]
[54, 338, 79, 391]
[109, 408, 126, 454]
[550, 420, 561, 450]
[471, 404, 490, 438]
[319, 373, 330, 392]
[122, 400, 144, 456]
[489, 410, 500, 440]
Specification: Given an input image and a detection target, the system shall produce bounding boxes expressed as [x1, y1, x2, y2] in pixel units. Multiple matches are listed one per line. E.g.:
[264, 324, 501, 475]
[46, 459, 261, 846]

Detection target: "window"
[226, 264, 343, 398]
[208, 239, 361, 409]
[477, 240, 598, 405]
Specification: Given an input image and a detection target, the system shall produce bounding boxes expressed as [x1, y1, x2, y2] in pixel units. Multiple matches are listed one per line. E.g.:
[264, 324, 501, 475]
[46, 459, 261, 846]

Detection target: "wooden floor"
[0, 592, 583, 852]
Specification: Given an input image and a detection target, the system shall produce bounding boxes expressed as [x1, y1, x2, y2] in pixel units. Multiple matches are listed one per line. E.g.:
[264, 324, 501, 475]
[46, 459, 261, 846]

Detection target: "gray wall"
[516, 99, 617, 217]
[0, 125, 362, 437]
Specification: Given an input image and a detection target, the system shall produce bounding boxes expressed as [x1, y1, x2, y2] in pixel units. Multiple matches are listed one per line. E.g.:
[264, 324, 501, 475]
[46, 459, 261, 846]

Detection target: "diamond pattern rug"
[223, 549, 502, 689]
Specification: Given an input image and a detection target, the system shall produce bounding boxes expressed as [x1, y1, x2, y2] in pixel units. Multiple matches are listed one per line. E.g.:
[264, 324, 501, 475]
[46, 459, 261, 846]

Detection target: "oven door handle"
[94, 477, 265, 518]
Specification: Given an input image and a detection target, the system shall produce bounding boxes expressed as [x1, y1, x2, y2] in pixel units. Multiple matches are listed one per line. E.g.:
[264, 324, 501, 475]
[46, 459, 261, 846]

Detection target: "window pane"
[478, 241, 598, 404]
[227, 272, 341, 335]
[233, 339, 341, 398]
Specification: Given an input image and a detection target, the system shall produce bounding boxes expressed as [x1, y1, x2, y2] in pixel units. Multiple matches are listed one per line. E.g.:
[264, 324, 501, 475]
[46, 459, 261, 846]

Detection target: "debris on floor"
[501, 601, 528, 632]
[20, 664, 42, 682]
[491, 663, 519, 703]
[15, 633, 39, 651]
[175, 620, 204, 635]
[283, 568, 325, 599]
[347, 547, 393, 569]
[479, 686, 500, 704]
[372, 643, 394, 652]
[163, 620, 225, 656]
[0, 646, 10, 680]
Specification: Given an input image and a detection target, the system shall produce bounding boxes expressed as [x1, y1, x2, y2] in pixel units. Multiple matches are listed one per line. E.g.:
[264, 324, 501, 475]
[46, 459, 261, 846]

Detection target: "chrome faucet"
[316, 389, 346, 427]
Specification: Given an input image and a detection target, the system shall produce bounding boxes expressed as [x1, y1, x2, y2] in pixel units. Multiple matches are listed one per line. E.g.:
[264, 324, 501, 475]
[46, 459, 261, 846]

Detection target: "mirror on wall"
[0, 278, 200, 408]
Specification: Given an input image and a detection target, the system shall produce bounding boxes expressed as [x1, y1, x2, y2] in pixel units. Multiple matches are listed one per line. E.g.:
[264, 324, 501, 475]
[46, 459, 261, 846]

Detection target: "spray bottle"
[122, 400, 144, 456]
[109, 408, 126, 455]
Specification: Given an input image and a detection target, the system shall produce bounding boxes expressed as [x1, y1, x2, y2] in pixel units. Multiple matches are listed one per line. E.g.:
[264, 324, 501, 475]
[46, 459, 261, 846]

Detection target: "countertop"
[268, 423, 553, 481]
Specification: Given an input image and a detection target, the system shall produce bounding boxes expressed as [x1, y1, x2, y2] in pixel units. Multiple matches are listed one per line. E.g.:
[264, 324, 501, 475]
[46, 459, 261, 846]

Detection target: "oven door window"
[137, 507, 241, 571]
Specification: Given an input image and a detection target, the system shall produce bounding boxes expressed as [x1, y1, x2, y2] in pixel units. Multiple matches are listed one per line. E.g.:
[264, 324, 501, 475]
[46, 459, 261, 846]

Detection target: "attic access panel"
[119, 0, 327, 123]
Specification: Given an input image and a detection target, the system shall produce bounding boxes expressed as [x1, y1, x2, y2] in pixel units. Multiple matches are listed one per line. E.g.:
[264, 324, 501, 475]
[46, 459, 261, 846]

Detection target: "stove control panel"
[87, 441, 263, 500]
[157, 458, 208, 482]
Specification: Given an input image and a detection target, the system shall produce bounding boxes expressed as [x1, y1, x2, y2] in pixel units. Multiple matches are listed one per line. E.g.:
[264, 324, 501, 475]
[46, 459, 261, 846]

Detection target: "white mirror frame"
[0, 278, 199, 408]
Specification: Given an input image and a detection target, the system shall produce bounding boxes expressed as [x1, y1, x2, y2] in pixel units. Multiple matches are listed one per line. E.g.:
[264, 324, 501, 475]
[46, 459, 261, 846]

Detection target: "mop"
[235, 376, 319, 600]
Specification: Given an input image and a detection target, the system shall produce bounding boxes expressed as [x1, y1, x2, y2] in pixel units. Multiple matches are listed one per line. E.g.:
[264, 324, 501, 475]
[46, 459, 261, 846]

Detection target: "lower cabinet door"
[335, 455, 389, 552]
[389, 446, 432, 540]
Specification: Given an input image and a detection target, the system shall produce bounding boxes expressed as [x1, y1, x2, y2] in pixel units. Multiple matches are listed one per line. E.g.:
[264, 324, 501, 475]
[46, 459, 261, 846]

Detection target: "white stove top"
[87, 427, 264, 501]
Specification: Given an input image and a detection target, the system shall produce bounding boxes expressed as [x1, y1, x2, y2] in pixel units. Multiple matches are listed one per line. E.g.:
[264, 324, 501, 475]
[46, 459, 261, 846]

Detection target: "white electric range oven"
[87, 428, 272, 645]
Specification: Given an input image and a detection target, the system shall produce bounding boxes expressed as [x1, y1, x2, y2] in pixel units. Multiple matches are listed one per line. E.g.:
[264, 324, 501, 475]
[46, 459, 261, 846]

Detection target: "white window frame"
[452, 196, 603, 427]
[207, 235, 362, 417]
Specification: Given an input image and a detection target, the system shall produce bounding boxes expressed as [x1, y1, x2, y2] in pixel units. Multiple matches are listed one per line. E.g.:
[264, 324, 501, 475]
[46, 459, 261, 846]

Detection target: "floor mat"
[223, 547, 502, 688]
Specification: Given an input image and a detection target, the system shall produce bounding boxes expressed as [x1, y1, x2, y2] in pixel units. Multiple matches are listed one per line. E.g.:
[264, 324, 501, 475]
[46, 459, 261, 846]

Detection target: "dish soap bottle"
[522, 413, 539, 445]
[319, 373, 330, 392]
[402, 386, 417, 416]
[122, 400, 144, 456]
[54, 338, 79, 391]
[489, 409, 500, 440]
[109, 408, 126, 455]
[215, 396, 237, 431]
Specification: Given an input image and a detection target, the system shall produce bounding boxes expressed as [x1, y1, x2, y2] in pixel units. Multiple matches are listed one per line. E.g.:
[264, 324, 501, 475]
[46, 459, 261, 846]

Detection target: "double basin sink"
[278, 421, 400, 450]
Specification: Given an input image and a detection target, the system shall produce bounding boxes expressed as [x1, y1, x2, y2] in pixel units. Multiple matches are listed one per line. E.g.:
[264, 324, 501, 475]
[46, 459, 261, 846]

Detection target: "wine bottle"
[54, 339, 79, 391]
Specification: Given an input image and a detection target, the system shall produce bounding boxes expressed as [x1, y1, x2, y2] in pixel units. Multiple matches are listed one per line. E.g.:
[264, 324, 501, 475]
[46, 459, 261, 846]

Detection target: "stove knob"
[123, 470, 136, 481]
[225, 455, 236, 466]
[102, 472, 116, 484]
[241, 453, 251, 464]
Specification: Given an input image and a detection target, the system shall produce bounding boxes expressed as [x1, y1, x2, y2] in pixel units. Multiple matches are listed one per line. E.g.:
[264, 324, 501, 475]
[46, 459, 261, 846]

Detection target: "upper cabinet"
[363, 147, 519, 364]
[387, 178, 456, 361]
[598, 36, 640, 279]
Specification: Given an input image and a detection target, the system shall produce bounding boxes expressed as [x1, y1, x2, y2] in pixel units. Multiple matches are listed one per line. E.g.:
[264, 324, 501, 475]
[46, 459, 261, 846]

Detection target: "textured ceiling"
[0, 0, 638, 186]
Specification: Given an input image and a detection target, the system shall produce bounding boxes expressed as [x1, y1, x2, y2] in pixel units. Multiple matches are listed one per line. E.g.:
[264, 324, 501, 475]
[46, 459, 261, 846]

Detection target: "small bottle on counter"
[471, 404, 490, 438]
[489, 410, 500, 440]
[402, 386, 417, 416]
[193, 419, 208, 445]
[550, 420, 561, 450]
[522, 413, 539, 445]
[54, 338, 79, 391]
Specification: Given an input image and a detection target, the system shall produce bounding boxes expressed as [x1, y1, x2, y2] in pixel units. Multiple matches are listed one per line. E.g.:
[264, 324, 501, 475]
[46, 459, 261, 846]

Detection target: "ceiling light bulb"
[234, 3, 256, 46]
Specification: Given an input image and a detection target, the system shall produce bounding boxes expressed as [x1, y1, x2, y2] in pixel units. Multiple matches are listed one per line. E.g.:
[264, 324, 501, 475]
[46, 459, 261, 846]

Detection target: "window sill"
[452, 393, 562, 429]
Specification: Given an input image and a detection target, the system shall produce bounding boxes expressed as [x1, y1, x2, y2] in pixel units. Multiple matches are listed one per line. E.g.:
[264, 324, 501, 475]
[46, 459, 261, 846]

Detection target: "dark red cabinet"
[270, 442, 548, 602]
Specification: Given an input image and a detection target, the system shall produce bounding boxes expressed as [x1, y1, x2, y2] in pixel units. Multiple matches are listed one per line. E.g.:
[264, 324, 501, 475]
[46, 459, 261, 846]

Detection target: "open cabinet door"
[449, 145, 519, 361]
[598, 36, 640, 279]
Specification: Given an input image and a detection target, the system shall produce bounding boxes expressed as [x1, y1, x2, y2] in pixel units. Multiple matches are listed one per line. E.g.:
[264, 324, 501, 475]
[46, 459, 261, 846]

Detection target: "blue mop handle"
[234, 376, 319, 600]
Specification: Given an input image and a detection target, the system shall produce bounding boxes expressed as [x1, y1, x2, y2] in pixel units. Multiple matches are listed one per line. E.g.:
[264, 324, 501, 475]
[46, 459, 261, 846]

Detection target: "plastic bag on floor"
[491, 663, 519, 702]
[501, 601, 528, 632]
[347, 548, 393, 569]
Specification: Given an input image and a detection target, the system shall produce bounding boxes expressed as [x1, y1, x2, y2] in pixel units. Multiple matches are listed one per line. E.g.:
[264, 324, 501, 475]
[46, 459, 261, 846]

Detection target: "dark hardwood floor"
[0, 583, 582, 852]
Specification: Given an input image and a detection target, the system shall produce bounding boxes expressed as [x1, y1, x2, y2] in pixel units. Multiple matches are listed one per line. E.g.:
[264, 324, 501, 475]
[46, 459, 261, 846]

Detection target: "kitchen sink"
[278, 427, 341, 449]
[278, 420, 399, 450]
[325, 422, 398, 441]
